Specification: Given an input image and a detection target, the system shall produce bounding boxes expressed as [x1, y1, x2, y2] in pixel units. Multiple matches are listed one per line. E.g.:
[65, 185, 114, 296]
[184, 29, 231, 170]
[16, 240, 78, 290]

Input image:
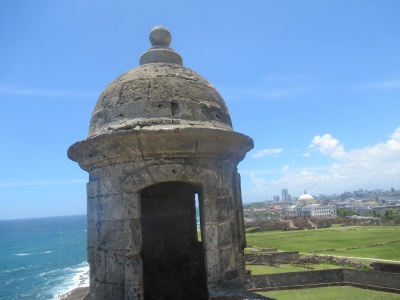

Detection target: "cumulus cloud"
[243, 127, 400, 201]
[252, 148, 283, 158]
[309, 134, 345, 159]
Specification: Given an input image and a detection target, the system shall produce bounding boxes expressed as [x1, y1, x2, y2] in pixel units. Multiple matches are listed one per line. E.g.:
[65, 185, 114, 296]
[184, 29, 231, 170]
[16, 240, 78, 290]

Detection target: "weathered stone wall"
[247, 270, 344, 290]
[371, 262, 400, 273]
[85, 157, 247, 299]
[272, 252, 300, 263]
[245, 252, 300, 265]
[343, 269, 400, 289]
[310, 218, 332, 227]
[247, 269, 400, 293]
[259, 221, 289, 231]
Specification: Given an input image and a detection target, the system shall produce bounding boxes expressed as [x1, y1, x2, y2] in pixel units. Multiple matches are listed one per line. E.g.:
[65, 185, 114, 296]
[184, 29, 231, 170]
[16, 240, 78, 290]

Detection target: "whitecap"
[50, 261, 89, 300]
[14, 253, 34, 256]
[4, 266, 27, 273]
[42, 251, 52, 254]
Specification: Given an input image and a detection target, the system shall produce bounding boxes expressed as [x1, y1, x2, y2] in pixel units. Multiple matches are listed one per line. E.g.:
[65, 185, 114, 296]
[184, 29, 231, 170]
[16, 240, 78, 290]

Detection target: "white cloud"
[252, 148, 283, 158]
[242, 127, 400, 201]
[309, 134, 345, 159]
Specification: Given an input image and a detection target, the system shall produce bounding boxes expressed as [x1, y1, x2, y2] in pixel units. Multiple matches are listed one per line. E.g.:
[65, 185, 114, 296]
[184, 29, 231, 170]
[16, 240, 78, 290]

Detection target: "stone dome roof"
[88, 26, 233, 138]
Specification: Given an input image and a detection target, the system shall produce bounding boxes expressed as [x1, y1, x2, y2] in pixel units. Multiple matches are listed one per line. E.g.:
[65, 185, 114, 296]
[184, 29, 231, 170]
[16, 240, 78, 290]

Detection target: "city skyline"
[269, 186, 400, 203]
[1, 1, 400, 219]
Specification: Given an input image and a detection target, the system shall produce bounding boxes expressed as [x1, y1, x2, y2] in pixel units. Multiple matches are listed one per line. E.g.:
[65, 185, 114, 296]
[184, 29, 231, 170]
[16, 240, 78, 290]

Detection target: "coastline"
[59, 287, 89, 300]
[58, 270, 90, 300]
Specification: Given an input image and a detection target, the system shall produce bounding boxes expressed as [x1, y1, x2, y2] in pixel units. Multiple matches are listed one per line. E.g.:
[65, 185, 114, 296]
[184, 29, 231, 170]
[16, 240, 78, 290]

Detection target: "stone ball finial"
[140, 26, 183, 65]
[150, 26, 172, 47]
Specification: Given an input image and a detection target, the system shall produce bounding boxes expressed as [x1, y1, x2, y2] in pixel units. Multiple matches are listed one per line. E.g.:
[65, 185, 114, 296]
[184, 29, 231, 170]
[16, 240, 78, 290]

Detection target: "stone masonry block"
[125, 284, 144, 300]
[120, 168, 153, 193]
[96, 193, 140, 221]
[96, 282, 113, 299]
[87, 220, 96, 249]
[233, 172, 244, 211]
[87, 247, 95, 265]
[87, 197, 97, 222]
[87, 180, 99, 198]
[219, 247, 237, 272]
[98, 170, 122, 195]
[125, 255, 143, 285]
[124, 219, 142, 256]
[216, 196, 233, 222]
[202, 198, 219, 223]
[94, 250, 106, 283]
[204, 224, 218, 250]
[147, 164, 185, 182]
[206, 249, 221, 285]
[111, 283, 125, 300]
[235, 210, 246, 249]
[105, 251, 126, 284]
[218, 221, 233, 247]
[219, 162, 235, 189]
[97, 220, 137, 251]
[121, 192, 141, 219]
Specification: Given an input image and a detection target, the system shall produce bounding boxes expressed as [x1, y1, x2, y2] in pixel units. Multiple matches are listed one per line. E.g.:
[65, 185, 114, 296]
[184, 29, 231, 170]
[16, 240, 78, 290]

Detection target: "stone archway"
[140, 181, 208, 299]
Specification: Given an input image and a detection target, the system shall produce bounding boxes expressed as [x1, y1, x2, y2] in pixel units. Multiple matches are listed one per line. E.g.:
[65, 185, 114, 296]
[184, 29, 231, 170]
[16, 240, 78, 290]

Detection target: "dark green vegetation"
[337, 207, 400, 223]
[246, 225, 400, 261]
[258, 286, 400, 300]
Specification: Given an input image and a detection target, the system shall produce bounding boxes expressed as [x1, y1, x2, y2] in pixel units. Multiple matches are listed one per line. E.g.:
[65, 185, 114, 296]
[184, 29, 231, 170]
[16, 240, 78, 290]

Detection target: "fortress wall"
[247, 269, 400, 293]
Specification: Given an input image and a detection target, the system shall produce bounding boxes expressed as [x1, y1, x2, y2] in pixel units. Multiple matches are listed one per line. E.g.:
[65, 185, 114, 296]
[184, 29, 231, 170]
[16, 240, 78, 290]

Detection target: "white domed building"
[287, 191, 336, 217]
[297, 191, 317, 207]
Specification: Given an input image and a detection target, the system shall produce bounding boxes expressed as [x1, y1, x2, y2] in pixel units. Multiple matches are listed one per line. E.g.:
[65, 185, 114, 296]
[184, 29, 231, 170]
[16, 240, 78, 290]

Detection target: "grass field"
[245, 225, 400, 261]
[246, 263, 343, 275]
[257, 286, 400, 300]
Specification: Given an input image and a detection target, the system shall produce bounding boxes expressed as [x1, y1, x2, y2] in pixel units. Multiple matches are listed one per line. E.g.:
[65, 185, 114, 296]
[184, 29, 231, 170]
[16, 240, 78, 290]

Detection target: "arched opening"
[140, 181, 208, 299]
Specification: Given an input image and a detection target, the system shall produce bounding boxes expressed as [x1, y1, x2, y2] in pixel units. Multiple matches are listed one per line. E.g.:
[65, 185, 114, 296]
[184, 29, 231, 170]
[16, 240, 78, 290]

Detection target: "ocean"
[0, 215, 89, 300]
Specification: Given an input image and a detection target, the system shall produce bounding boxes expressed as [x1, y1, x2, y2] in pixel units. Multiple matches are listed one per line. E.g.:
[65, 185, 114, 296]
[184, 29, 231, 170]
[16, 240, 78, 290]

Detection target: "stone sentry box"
[68, 26, 256, 299]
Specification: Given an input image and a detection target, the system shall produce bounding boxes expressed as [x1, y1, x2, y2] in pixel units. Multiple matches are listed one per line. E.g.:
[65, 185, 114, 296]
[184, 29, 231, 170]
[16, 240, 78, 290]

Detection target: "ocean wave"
[51, 261, 89, 300]
[41, 251, 52, 254]
[4, 266, 28, 273]
[14, 253, 34, 256]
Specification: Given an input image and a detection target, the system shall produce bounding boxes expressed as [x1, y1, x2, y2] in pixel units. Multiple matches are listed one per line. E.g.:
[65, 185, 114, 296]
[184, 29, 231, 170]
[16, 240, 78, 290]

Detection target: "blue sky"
[1, 1, 400, 219]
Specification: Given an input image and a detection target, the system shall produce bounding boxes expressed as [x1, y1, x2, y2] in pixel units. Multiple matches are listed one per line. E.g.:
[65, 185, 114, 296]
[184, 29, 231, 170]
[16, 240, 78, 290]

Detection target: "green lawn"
[257, 286, 400, 300]
[246, 225, 400, 261]
[246, 263, 343, 275]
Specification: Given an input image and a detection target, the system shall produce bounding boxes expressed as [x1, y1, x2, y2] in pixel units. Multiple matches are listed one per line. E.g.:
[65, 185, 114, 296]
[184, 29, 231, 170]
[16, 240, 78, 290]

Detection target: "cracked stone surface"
[89, 63, 233, 138]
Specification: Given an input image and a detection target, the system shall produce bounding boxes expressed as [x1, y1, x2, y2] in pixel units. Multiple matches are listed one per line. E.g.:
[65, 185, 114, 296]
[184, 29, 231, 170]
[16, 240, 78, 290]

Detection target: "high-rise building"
[282, 188, 289, 202]
[273, 196, 280, 202]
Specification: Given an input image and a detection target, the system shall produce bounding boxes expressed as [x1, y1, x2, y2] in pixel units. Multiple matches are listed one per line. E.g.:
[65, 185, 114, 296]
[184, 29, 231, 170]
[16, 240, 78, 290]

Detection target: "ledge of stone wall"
[247, 269, 400, 294]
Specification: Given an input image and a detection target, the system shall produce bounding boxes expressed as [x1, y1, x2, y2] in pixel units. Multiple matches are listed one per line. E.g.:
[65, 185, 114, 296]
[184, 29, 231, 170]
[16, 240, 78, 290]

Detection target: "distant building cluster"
[243, 187, 400, 223]
[285, 191, 337, 217]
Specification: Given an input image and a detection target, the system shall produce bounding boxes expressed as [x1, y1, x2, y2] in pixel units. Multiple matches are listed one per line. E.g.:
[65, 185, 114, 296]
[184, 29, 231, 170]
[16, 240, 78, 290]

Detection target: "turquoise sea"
[0, 215, 88, 300]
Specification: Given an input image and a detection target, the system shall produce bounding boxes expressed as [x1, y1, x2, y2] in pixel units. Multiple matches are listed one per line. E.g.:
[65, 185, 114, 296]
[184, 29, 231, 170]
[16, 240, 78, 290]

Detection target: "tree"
[337, 208, 356, 217]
